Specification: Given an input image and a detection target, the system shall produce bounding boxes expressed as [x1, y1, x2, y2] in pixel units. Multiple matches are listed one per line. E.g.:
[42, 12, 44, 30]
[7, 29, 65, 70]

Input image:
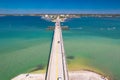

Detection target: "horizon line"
[0, 9, 120, 14]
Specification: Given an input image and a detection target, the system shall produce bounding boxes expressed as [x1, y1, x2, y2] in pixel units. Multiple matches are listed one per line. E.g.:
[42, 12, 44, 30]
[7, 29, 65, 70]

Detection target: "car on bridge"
[58, 41, 60, 43]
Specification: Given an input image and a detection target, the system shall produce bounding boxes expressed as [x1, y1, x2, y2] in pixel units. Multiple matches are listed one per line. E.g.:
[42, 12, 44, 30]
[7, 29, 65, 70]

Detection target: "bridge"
[12, 16, 109, 80]
[45, 16, 69, 80]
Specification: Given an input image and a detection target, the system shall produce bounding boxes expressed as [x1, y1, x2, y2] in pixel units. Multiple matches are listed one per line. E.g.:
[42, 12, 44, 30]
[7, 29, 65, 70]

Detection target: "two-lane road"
[46, 17, 69, 80]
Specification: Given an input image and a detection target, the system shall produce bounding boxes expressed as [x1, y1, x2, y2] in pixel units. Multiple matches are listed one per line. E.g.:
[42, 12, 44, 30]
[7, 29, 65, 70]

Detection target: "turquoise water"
[0, 16, 120, 80]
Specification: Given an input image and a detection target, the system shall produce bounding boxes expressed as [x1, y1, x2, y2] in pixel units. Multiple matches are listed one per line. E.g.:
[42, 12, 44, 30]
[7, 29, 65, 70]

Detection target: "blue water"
[0, 16, 120, 80]
[0, 16, 54, 30]
[1, 16, 120, 30]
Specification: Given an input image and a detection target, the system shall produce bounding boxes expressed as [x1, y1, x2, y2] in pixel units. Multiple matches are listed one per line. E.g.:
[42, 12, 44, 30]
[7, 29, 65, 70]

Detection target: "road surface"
[46, 17, 69, 80]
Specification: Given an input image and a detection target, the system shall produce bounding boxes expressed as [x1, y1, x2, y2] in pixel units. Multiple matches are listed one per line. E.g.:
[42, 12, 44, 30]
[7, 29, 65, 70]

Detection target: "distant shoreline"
[0, 14, 120, 18]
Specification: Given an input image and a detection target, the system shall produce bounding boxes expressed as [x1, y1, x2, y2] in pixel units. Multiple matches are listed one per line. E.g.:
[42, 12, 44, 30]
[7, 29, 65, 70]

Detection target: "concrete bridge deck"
[45, 16, 69, 80]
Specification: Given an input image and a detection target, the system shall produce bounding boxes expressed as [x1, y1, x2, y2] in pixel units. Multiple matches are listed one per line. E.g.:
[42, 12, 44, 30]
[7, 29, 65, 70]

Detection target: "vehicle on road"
[58, 41, 60, 43]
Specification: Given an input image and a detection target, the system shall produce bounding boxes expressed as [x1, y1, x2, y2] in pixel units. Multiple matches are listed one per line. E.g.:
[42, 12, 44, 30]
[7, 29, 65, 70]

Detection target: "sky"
[0, 0, 120, 14]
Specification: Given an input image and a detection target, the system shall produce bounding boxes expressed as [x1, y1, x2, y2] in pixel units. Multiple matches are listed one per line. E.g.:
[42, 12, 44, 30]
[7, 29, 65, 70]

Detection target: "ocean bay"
[0, 16, 120, 80]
